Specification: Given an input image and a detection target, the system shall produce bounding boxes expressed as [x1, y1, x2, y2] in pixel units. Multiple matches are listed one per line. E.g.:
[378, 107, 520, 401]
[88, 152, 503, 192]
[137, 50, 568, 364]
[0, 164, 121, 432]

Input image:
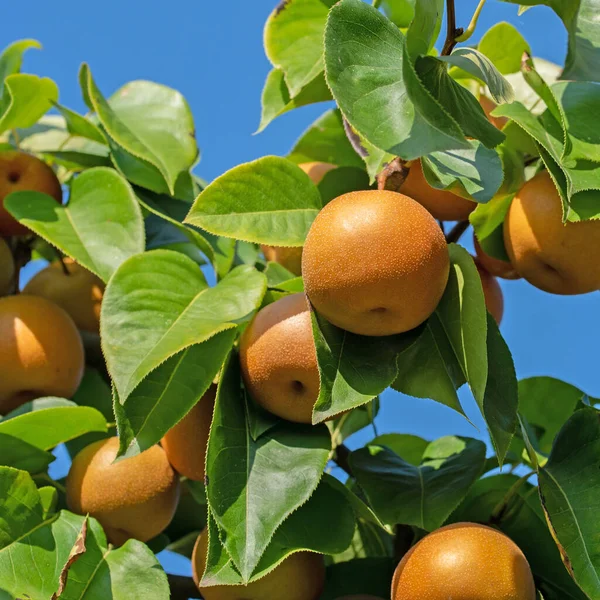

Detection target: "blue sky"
[4, 0, 598, 582]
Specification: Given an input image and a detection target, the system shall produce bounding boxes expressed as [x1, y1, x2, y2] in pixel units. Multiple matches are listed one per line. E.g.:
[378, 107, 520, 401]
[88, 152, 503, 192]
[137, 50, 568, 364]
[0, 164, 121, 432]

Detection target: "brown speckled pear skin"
[162, 384, 216, 481]
[66, 438, 180, 546]
[474, 235, 520, 280]
[400, 160, 477, 222]
[0, 151, 62, 236]
[475, 261, 504, 325]
[260, 162, 334, 276]
[192, 529, 325, 600]
[302, 190, 450, 336]
[23, 258, 105, 333]
[0, 295, 84, 415]
[239, 293, 319, 424]
[0, 237, 14, 296]
[392, 523, 536, 600]
[504, 171, 600, 295]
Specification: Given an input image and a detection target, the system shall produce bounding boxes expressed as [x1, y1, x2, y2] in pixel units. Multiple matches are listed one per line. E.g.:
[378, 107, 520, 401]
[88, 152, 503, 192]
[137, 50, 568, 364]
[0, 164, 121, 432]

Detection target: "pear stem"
[56, 251, 71, 276]
[455, 0, 487, 43]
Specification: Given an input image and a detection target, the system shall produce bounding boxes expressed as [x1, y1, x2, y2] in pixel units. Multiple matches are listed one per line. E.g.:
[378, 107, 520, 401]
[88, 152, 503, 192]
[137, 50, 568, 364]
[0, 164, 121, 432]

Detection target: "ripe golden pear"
[66, 437, 180, 546]
[0, 295, 84, 414]
[0, 237, 14, 296]
[475, 260, 504, 325]
[392, 523, 536, 600]
[302, 190, 450, 336]
[479, 95, 509, 130]
[335, 596, 386, 600]
[161, 384, 216, 481]
[0, 151, 62, 236]
[261, 162, 335, 276]
[192, 529, 326, 600]
[400, 160, 477, 222]
[23, 258, 105, 333]
[239, 293, 319, 424]
[474, 235, 520, 280]
[504, 171, 600, 294]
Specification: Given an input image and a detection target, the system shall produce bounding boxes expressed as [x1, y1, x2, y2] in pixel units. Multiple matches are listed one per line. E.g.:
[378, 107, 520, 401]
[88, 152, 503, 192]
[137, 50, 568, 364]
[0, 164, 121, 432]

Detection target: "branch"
[441, 0, 463, 56]
[168, 574, 201, 600]
[334, 443, 353, 477]
[445, 220, 469, 244]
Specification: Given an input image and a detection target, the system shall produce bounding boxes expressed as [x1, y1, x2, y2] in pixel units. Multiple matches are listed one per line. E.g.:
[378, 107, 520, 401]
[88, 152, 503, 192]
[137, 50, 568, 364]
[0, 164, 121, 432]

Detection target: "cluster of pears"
[0, 151, 105, 415]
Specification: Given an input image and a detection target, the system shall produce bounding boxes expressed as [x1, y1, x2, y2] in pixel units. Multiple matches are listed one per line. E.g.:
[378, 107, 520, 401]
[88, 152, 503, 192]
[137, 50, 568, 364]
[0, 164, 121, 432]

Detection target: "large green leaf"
[320, 557, 396, 600]
[0, 39, 41, 88]
[114, 330, 235, 458]
[0, 74, 58, 134]
[438, 48, 515, 104]
[416, 56, 505, 149]
[5, 168, 145, 282]
[205, 352, 331, 581]
[405, 0, 443, 61]
[257, 69, 332, 132]
[371, 433, 429, 467]
[450, 475, 587, 600]
[536, 408, 600, 598]
[204, 474, 355, 586]
[81, 65, 198, 194]
[519, 377, 598, 454]
[0, 468, 170, 599]
[324, 0, 468, 159]
[54, 103, 106, 144]
[311, 310, 421, 424]
[478, 22, 531, 75]
[421, 141, 504, 203]
[264, 0, 335, 97]
[350, 436, 486, 530]
[288, 109, 363, 168]
[101, 250, 266, 401]
[0, 434, 53, 473]
[185, 156, 322, 245]
[0, 405, 107, 450]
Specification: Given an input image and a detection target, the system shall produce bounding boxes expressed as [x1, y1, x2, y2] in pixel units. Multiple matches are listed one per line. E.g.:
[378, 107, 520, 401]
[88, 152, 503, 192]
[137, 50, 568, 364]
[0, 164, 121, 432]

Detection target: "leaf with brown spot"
[52, 518, 88, 599]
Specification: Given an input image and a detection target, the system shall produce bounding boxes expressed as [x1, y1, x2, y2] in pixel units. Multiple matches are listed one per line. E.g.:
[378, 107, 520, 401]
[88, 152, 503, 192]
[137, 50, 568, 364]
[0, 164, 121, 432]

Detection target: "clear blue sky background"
[3, 0, 598, 582]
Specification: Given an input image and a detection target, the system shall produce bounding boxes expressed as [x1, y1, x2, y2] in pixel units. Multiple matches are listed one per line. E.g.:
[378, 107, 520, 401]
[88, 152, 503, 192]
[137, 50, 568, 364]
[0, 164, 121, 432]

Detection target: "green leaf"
[406, 0, 443, 61]
[318, 166, 371, 205]
[0, 434, 54, 473]
[371, 433, 429, 466]
[449, 475, 587, 600]
[478, 22, 531, 74]
[39, 487, 58, 518]
[82, 65, 198, 194]
[54, 103, 106, 144]
[519, 377, 598, 454]
[5, 168, 145, 282]
[350, 436, 486, 530]
[380, 0, 416, 27]
[287, 109, 363, 168]
[257, 69, 332, 133]
[204, 474, 354, 586]
[482, 314, 518, 464]
[205, 352, 332, 581]
[344, 121, 395, 183]
[0, 405, 107, 450]
[0, 39, 41, 88]
[311, 310, 422, 423]
[439, 48, 515, 104]
[0, 74, 58, 134]
[535, 408, 600, 598]
[421, 141, 504, 203]
[0, 468, 170, 599]
[185, 156, 322, 245]
[264, 0, 335, 97]
[101, 250, 266, 401]
[469, 193, 514, 247]
[115, 330, 235, 457]
[324, 0, 468, 159]
[329, 399, 379, 445]
[416, 56, 505, 149]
